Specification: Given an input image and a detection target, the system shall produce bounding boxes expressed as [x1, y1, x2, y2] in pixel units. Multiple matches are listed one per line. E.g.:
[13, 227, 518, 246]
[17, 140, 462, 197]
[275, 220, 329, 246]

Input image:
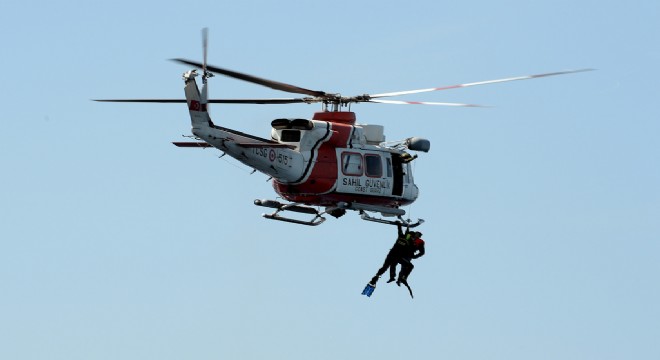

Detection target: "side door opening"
[391, 154, 404, 196]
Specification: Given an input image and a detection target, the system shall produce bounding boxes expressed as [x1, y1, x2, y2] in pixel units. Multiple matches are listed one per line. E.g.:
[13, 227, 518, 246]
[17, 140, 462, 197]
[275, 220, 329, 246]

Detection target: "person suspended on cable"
[368, 224, 423, 286]
[395, 230, 425, 287]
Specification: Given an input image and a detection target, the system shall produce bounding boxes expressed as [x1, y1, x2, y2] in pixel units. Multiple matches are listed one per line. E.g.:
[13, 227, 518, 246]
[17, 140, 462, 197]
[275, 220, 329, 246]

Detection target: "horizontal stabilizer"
[172, 142, 214, 148]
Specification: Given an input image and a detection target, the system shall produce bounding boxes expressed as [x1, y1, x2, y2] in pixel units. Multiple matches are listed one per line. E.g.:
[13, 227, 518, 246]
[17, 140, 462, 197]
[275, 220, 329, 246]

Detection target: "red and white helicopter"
[97, 29, 590, 227]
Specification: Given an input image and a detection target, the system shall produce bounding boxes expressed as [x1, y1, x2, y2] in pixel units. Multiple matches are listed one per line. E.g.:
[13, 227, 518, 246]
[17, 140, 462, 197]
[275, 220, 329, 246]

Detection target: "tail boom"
[181, 70, 304, 182]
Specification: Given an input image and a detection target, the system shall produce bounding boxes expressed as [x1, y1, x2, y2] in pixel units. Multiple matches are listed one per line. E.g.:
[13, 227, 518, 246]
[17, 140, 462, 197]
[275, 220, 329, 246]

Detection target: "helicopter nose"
[411, 184, 420, 200]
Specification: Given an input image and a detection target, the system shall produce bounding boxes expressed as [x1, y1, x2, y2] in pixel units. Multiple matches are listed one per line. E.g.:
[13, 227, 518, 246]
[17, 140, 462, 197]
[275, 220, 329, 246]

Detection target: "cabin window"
[280, 129, 301, 142]
[341, 152, 363, 176]
[403, 163, 412, 183]
[365, 154, 382, 177]
[386, 158, 393, 178]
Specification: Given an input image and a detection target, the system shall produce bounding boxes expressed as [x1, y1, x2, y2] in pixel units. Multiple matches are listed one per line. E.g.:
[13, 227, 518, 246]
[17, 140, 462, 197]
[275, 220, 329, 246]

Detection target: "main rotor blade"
[369, 99, 486, 107]
[209, 98, 311, 104]
[172, 58, 327, 97]
[94, 98, 311, 104]
[369, 69, 594, 98]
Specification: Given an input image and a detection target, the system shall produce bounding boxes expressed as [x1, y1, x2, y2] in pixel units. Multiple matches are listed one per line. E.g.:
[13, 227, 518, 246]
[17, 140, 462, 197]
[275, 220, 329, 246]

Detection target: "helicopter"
[97, 29, 591, 227]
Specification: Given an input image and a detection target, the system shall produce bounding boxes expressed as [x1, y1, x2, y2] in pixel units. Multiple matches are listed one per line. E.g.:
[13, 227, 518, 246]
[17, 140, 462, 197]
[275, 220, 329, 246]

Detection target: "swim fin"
[361, 283, 376, 297]
[400, 279, 414, 298]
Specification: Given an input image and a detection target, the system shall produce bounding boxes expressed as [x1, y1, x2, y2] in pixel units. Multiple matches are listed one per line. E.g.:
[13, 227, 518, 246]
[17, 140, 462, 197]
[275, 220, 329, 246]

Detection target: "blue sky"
[1, 1, 659, 359]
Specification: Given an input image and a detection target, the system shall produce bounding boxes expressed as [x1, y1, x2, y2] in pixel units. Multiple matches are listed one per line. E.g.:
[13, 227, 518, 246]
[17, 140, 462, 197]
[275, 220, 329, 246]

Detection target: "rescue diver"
[369, 225, 425, 287]
[396, 230, 425, 286]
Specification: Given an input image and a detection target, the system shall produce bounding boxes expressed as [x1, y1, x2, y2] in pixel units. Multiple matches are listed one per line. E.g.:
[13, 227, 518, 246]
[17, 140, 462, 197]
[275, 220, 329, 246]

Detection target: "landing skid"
[254, 199, 326, 226]
[254, 199, 423, 227]
[359, 211, 424, 228]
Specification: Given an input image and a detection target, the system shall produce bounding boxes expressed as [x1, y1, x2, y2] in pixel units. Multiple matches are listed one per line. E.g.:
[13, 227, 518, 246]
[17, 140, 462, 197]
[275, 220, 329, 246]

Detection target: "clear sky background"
[1, 1, 659, 359]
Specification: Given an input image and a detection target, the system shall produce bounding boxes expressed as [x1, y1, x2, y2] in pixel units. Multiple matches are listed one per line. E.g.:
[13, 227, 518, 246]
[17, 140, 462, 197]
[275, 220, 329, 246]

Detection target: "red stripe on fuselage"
[273, 119, 353, 199]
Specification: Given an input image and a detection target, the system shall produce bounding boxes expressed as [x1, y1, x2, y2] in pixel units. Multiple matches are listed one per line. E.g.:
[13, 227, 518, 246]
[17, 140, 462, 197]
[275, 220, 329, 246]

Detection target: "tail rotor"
[202, 27, 209, 81]
[200, 27, 213, 106]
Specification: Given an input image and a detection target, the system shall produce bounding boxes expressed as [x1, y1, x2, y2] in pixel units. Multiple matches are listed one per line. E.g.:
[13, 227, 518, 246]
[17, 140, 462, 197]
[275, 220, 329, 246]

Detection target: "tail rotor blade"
[202, 27, 208, 76]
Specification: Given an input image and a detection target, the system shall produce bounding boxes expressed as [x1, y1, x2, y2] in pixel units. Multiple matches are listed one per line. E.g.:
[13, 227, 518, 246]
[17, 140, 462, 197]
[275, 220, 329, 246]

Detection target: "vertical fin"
[182, 70, 214, 130]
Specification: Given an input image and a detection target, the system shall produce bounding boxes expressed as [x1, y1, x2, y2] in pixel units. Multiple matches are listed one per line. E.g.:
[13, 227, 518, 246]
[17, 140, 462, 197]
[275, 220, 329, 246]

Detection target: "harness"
[395, 232, 413, 247]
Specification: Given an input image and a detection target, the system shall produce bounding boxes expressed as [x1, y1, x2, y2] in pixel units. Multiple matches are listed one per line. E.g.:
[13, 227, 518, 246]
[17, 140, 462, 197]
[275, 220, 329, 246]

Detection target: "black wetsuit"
[397, 237, 425, 282]
[372, 225, 414, 284]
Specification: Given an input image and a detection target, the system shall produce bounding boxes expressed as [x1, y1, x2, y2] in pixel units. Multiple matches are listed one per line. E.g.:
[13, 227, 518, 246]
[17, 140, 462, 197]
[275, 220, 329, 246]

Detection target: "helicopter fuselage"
[184, 71, 421, 213]
[96, 44, 589, 226]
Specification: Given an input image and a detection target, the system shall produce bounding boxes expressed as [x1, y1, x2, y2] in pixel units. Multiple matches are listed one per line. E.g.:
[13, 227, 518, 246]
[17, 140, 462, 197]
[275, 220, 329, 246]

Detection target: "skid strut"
[335, 202, 424, 228]
[254, 199, 326, 226]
